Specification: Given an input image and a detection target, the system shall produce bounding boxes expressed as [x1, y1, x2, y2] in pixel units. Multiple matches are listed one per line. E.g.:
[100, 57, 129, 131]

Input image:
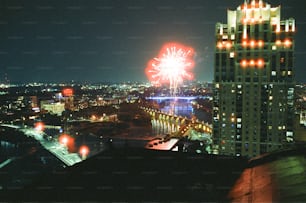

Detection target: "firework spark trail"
[145, 42, 195, 96]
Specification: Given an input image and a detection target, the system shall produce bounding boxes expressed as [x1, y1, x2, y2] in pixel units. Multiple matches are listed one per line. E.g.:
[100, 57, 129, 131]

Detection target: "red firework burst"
[145, 42, 195, 95]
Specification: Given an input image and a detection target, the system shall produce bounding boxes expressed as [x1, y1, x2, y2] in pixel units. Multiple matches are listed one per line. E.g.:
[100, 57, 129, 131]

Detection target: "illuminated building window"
[226, 42, 232, 49]
[240, 60, 248, 68]
[284, 39, 292, 47]
[250, 40, 255, 47]
[275, 40, 282, 46]
[280, 57, 285, 63]
[217, 42, 223, 49]
[257, 59, 264, 68]
[249, 60, 255, 66]
[230, 52, 235, 58]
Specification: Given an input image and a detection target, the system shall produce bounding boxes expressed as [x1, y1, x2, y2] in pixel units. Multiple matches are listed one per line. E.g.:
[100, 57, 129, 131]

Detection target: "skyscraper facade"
[213, 0, 295, 157]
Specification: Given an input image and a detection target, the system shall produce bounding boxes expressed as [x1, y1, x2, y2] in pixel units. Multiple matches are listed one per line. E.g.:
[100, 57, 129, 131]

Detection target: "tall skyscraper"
[213, 0, 295, 157]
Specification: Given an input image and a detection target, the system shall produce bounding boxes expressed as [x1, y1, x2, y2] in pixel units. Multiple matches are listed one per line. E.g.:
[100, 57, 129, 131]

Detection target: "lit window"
[272, 45, 277, 50]
[249, 60, 255, 66]
[288, 71, 292, 75]
[284, 39, 292, 47]
[269, 96, 273, 100]
[257, 40, 264, 47]
[275, 40, 282, 46]
[271, 71, 276, 76]
[250, 40, 255, 47]
[240, 60, 248, 68]
[257, 59, 264, 68]
[226, 42, 232, 49]
[230, 52, 235, 58]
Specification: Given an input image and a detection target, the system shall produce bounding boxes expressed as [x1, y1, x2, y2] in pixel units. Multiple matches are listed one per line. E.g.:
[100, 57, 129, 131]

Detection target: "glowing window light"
[275, 40, 282, 46]
[257, 59, 265, 68]
[276, 25, 281, 33]
[257, 40, 264, 47]
[217, 42, 223, 49]
[226, 42, 232, 49]
[250, 40, 255, 47]
[284, 39, 292, 47]
[249, 60, 255, 66]
[240, 60, 248, 68]
[292, 23, 296, 32]
[242, 41, 248, 47]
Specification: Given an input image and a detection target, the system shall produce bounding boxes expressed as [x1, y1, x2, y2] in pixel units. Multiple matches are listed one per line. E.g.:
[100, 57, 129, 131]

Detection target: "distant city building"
[30, 96, 38, 109]
[300, 111, 306, 127]
[40, 100, 65, 116]
[62, 88, 75, 111]
[213, 0, 295, 157]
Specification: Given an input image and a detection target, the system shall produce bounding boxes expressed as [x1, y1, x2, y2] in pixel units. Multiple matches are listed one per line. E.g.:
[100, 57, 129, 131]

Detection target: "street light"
[34, 122, 45, 132]
[79, 145, 89, 160]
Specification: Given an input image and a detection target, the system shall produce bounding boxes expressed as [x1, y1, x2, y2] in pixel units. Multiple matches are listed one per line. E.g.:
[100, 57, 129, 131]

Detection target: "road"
[21, 128, 82, 166]
[1, 124, 82, 166]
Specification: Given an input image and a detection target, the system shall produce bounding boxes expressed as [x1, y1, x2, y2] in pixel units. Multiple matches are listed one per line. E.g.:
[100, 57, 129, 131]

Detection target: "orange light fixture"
[284, 39, 292, 47]
[257, 40, 264, 47]
[257, 59, 265, 68]
[240, 60, 248, 68]
[275, 40, 282, 46]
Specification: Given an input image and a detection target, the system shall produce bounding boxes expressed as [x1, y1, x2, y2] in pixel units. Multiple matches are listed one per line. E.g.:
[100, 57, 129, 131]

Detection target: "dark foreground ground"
[1, 144, 306, 202]
[1, 148, 247, 202]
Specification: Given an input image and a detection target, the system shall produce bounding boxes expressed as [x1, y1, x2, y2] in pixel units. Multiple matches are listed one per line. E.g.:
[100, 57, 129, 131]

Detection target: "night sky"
[0, 0, 305, 83]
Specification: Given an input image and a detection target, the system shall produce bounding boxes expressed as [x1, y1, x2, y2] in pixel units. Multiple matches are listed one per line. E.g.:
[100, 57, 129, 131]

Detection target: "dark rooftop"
[1, 146, 306, 202]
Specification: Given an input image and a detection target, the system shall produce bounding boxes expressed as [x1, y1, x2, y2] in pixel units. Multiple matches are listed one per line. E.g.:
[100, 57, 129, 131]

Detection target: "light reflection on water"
[160, 101, 194, 118]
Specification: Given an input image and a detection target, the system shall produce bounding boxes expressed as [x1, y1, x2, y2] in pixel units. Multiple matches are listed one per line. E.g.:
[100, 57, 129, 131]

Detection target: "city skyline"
[0, 0, 305, 83]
